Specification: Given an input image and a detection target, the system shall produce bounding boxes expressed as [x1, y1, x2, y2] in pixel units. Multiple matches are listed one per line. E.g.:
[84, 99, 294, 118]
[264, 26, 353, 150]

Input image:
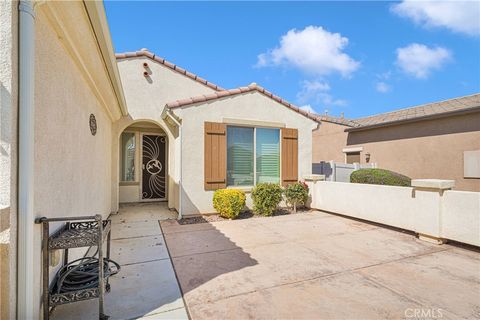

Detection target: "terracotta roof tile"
[165, 83, 319, 122]
[116, 50, 225, 91]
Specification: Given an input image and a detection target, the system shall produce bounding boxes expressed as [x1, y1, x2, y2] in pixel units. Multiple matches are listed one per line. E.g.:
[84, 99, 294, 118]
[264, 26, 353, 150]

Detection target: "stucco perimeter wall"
[114, 57, 217, 211]
[30, 8, 116, 317]
[175, 91, 318, 215]
[0, 1, 18, 318]
[313, 113, 480, 191]
[442, 190, 480, 246]
[307, 181, 480, 246]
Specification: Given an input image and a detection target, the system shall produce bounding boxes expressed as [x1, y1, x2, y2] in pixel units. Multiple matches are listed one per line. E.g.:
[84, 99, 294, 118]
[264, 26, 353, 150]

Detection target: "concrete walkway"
[53, 203, 188, 320]
[161, 211, 480, 319]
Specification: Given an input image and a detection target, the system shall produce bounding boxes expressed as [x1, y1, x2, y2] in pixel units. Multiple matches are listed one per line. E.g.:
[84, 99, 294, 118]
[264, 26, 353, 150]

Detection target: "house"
[312, 94, 480, 191]
[115, 50, 318, 215]
[1, 2, 317, 318]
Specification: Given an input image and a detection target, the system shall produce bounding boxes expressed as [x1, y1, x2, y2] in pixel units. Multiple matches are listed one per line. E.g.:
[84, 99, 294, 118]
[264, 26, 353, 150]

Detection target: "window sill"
[120, 181, 140, 186]
[227, 186, 253, 193]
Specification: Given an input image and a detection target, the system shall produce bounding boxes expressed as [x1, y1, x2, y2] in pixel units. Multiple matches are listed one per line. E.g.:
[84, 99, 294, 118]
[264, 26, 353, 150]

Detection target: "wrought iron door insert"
[142, 135, 166, 199]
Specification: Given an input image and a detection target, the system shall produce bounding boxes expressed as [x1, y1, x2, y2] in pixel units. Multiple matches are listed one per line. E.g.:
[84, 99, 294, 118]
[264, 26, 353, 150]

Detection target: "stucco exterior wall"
[312, 121, 350, 163]
[174, 91, 318, 215]
[27, 7, 117, 318]
[115, 56, 217, 210]
[313, 113, 480, 192]
[0, 1, 18, 318]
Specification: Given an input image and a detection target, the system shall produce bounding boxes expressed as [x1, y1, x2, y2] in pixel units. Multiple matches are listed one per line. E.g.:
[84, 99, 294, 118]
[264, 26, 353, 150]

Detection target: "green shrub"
[251, 183, 283, 216]
[350, 168, 411, 187]
[213, 189, 246, 219]
[284, 182, 309, 213]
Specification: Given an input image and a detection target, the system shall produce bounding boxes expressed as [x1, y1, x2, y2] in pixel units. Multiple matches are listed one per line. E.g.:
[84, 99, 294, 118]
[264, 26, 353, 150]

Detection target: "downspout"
[17, 1, 36, 319]
[162, 108, 182, 219]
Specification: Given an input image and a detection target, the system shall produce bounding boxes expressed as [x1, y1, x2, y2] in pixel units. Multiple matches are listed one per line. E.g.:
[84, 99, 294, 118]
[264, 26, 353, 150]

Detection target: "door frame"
[139, 132, 168, 202]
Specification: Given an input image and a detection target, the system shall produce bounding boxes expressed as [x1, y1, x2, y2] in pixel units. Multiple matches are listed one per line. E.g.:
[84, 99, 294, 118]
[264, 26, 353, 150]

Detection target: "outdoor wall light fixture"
[365, 152, 371, 162]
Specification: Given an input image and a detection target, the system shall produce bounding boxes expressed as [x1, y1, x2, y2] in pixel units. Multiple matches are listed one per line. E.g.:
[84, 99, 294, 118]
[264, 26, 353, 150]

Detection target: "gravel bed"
[178, 207, 310, 225]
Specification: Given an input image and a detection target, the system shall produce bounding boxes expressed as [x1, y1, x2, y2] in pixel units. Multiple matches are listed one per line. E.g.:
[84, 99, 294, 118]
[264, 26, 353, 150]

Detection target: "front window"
[120, 132, 136, 181]
[256, 128, 280, 184]
[227, 127, 254, 186]
[227, 126, 280, 187]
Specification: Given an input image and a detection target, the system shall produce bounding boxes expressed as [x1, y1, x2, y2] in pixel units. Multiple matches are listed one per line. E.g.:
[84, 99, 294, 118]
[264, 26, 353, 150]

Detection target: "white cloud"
[392, 1, 480, 36]
[297, 80, 347, 107]
[396, 43, 452, 79]
[375, 81, 391, 93]
[256, 26, 360, 77]
[299, 104, 316, 113]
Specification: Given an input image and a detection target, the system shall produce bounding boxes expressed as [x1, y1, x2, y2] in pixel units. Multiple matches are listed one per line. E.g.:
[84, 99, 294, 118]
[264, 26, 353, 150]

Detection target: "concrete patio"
[52, 203, 188, 320]
[161, 211, 480, 320]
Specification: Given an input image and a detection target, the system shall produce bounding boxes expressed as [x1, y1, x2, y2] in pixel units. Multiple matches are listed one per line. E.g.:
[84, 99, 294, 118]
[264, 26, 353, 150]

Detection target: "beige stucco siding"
[27, 6, 118, 318]
[175, 91, 318, 215]
[117, 57, 217, 116]
[0, 1, 18, 318]
[313, 113, 480, 191]
[312, 121, 350, 163]
[115, 57, 217, 209]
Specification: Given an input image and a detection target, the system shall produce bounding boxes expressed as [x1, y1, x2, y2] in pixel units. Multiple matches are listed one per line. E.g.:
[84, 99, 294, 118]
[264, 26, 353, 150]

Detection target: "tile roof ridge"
[115, 49, 225, 91]
[165, 83, 320, 122]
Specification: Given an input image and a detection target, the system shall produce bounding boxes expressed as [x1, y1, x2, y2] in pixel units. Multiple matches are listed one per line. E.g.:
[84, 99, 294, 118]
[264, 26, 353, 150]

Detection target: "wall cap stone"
[411, 179, 455, 190]
[303, 174, 325, 182]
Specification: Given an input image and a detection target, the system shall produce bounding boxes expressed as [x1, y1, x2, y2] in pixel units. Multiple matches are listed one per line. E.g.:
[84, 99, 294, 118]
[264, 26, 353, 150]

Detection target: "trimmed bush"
[284, 182, 309, 213]
[251, 183, 283, 216]
[350, 168, 411, 187]
[213, 189, 246, 219]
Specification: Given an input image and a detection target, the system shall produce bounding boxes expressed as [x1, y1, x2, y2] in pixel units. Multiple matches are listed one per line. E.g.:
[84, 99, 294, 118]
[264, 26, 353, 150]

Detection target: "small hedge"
[350, 168, 411, 187]
[284, 182, 309, 213]
[251, 183, 283, 216]
[213, 189, 246, 219]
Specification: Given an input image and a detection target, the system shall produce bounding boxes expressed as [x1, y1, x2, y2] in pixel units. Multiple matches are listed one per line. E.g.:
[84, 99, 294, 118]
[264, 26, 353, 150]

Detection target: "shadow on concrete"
[160, 219, 258, 299]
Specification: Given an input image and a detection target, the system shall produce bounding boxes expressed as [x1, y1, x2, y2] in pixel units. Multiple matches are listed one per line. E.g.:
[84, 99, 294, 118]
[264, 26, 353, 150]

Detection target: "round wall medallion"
[89, 114, 97, 136]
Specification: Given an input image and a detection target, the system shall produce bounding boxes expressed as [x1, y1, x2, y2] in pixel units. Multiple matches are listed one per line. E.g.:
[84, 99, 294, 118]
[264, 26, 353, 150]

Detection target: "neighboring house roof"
[115, 49, 225, 91]
[165, 83, 319, 122]
[308, 114, 358, 127]
[345, 93, 480, 132]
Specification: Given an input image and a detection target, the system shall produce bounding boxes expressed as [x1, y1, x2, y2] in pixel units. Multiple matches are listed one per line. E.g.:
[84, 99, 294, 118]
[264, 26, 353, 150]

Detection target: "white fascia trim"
[83, 0, 128, 117]
[342, 147, 363, 153]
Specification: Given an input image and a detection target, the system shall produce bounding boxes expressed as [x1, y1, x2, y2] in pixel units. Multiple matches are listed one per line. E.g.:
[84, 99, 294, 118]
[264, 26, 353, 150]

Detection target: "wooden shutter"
[281, 128, 298, 186]
[204, 122, 227, 190]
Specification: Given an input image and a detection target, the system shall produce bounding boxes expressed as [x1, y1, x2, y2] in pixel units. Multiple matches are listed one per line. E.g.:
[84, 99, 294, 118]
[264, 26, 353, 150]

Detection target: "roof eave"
[83, 0, 128, 116]
[165, 84, 319, 123]
[344, 106, 480, 132]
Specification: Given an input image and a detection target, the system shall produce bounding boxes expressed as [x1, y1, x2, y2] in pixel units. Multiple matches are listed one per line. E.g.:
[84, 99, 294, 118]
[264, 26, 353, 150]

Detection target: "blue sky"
[105, 1, 480, 119]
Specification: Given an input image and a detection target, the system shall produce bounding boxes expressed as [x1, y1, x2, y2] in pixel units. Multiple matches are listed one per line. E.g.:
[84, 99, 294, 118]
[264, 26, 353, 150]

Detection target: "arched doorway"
[118, 121, 168, 203]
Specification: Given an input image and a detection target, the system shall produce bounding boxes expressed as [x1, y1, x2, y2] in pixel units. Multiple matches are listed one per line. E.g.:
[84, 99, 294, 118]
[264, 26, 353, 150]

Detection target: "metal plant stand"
[36, 215, 112, 320]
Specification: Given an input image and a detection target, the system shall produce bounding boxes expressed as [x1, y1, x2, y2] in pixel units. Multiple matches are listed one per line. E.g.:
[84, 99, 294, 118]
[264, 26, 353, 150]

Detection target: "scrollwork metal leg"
[97, 215, 106, 319]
